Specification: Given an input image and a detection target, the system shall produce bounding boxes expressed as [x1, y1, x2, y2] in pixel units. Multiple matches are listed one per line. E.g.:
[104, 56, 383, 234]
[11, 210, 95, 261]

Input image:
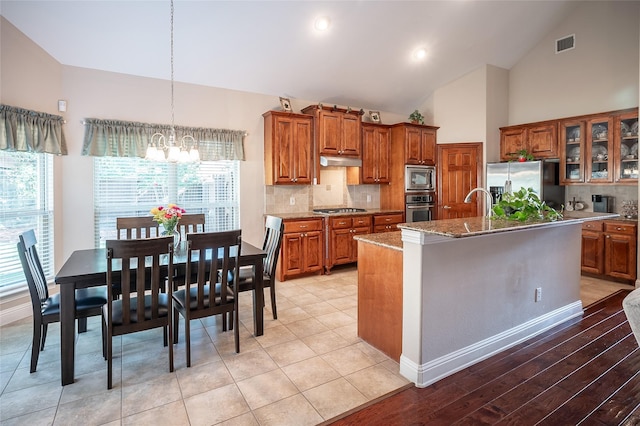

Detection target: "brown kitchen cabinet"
[586, 115, 614, 184]
[358, 123, 391, 184]
[325, 215, 372, 274]
[373, 213, 404, 233]
[499, 122, 558, 161]
[391, 123, 437, 166]
[277, 218, 324, 281]
[301, 104, 362, 157]
[559, 119, 585, 184]
[581, 220, 637, 283]
[263, 111, 313, 185]
[614, 111, 639, 184]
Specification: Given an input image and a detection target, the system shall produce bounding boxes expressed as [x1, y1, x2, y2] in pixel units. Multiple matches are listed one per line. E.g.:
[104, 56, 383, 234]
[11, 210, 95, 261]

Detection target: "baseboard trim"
[0, 302, 31, 327]
[400, 301, 584, 388]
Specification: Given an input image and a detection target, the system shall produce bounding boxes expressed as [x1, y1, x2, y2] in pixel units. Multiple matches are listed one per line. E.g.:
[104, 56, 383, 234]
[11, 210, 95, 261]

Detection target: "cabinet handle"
[617, 227, 623, 231]
[300, 225, 307, 228]
[443, 205, 451, 209]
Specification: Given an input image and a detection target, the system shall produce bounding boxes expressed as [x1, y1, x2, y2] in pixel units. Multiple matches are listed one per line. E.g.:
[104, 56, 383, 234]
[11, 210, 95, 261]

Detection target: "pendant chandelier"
[145, 0, 200, 163]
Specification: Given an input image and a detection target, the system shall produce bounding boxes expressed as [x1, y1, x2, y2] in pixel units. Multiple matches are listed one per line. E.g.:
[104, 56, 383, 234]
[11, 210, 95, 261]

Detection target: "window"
[94, 157, 239, 246]
[0, 151, 54, 296]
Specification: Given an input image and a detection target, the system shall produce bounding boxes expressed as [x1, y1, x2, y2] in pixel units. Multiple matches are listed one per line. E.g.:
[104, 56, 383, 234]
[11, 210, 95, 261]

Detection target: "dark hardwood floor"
[330, 290, 640, 425]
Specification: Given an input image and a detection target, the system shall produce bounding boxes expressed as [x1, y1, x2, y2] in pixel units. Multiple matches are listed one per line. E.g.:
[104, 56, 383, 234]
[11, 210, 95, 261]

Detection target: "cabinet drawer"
[352, 216, 371, 227]
[604, 222, 637, 235]
[582, 221, 604, 232]
[330, 217, 353, 229]
[374, 213, 404, 225]
[284, 219, 323, 233]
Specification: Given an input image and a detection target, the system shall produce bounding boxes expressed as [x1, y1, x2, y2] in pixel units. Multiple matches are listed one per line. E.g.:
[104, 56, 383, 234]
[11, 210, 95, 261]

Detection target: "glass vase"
[162, 227, 181, 249]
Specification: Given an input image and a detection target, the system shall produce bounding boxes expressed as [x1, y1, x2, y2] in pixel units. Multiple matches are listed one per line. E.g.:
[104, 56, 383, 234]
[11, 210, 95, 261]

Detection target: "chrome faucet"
[464, 187, 494, 217]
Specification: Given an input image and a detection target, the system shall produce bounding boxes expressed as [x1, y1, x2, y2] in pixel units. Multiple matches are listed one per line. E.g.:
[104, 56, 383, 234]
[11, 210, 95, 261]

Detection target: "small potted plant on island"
[492, 187, 563, 222]
[409, 109, 425, 125]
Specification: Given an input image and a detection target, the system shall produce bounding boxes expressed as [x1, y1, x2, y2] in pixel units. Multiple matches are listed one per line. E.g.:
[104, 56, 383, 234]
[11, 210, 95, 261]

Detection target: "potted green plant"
[409, 110, 424, 125]
[512, 149, 535, 162]
[492, 187, 563, 222]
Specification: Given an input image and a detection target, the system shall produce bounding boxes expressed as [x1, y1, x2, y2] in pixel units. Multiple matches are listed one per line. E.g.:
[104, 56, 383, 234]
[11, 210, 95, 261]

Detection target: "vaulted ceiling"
[1, 1, 580, 114]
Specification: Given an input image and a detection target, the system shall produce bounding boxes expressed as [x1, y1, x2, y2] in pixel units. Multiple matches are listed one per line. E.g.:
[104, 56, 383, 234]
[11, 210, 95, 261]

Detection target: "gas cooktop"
[313, 208, 367, 214]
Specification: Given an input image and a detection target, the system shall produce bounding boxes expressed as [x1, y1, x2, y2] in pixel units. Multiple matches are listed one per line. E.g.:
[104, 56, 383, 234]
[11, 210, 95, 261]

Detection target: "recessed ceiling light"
[413, 48, 427, 61]
[314, 16, 331, 31]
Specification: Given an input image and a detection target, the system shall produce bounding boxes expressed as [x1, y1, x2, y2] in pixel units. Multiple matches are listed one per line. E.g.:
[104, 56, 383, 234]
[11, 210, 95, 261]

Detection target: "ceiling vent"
[555, 34, 575, 54]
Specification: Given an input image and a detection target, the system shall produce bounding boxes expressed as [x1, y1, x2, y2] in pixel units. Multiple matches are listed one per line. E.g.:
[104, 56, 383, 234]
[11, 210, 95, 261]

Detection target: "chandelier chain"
[170, 0, 175, 131]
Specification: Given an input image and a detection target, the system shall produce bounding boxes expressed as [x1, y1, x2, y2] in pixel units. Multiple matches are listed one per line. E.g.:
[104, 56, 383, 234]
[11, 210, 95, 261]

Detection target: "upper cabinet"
[500, 122, 558, 161]
[391, 123, 438, 165]
[615, 111, 639, 184]
[358, 123, 391, 184]
[301, 105, 362, 157]
[263, 111, 313, 185]
[586, 115, 614, 184]
[511, 107, 638, 186]
[559, 119, 585, 184]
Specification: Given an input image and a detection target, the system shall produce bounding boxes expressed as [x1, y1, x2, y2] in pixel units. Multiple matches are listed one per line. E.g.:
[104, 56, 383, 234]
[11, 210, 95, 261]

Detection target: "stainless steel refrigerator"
[486, 160, 564, 209]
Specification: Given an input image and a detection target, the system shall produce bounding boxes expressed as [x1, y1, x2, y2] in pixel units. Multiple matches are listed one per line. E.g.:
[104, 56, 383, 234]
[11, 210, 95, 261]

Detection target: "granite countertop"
[267, 208, 404, 220]
[398, 212, 621, 239]
[354, 231, 403, 251]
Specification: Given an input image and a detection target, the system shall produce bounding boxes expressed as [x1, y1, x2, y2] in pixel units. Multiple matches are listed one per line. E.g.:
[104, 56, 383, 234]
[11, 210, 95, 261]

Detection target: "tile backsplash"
[264, 167, 381, 214]
[565, 185, 638, 214]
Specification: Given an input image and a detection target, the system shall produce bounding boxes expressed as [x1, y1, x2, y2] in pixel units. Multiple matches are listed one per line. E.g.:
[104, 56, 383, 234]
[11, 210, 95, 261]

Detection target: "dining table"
[54, 241, 266, 386]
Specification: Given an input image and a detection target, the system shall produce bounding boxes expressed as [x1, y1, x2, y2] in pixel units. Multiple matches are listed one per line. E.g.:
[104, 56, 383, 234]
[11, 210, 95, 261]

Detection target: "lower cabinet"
[276, 218, 324, 282]
[581, 220, 637, 282]
[325, 215, 372, 274]
[373, 213, 404, 233]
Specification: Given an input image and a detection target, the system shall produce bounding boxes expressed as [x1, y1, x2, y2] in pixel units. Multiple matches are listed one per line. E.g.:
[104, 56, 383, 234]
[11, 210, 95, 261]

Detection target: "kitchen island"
[356, 213, 618, 387]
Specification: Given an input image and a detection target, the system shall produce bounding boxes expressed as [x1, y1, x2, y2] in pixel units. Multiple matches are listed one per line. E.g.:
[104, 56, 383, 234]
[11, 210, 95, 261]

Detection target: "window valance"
[0, 104, 68, 155]
[82, 118, 245, 161]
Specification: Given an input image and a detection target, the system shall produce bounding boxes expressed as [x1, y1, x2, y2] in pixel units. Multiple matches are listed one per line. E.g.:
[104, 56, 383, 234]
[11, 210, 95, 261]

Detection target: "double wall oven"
[404, 165, 435, 223]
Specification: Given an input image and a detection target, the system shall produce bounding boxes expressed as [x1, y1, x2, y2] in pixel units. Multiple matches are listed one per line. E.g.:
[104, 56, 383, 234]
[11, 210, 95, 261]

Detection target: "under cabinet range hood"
[319, 156, 362, 167]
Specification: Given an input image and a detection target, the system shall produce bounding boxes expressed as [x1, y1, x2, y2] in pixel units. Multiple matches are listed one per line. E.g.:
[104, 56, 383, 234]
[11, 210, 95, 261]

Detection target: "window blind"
[94, 157, 239, 246]
[0, 151, 54, 296]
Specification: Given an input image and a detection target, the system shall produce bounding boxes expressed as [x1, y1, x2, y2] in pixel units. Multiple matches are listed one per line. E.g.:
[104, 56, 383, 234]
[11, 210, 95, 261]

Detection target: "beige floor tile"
[264, 339, 316, 367]
[183, 383, 250, 426]
[236, 369, 299, 410]
[60, 370, 113, 404]
[219, 411, 259, 425]
[303, 377, 367, 421]
[0, 406, 57, 426]
[54, 389, 121, 425]
[222, 349, 278, 381]
[321, 344, 376, 376]
[315, 311, 355, 329]
[253, 394, 324, 426]
[274, 306, 312, 325]
[301, 330, 350, 355]
[326, 295, 357, 311]
[345, 364, 410, 399]
[283, 317, 330, 339]
[254, 324, 297, 348]
[281, 356, 341, 391]
[175, 359, 234, 398]
[0, 380, 62, 421]
[122, 374, 182, 417]
[122, 399, 190, 426]
[301, 301, 340, 317]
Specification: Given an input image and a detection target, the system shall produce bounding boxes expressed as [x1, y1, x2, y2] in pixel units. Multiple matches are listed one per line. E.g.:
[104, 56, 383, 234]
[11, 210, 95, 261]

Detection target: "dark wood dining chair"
[17, 229, 107, 373]
[235, 215, 284, 319]
[116, 215, 160, 239]
[176, 213, 206, 240]
[173, 230, 242, 366]
[103, 236, 174, 389]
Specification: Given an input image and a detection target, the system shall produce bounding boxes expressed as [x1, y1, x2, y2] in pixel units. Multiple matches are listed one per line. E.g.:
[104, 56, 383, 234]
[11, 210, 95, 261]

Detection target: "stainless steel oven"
[405, 165, 436, 192]
[405, 192, 435, 223]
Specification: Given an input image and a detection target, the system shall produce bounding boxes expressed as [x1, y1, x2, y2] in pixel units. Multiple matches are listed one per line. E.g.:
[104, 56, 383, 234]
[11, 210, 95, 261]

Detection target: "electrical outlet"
[535, 287, 542, 302]
[366, 194, 372, 203]
[289, 196, 295, 205]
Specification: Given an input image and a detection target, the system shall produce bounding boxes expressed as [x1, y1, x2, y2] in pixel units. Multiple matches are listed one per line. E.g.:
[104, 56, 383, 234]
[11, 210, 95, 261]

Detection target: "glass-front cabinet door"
[559, 120, 585, 184]
[586, 116, 614, 183]
[615, 112, 639, 184]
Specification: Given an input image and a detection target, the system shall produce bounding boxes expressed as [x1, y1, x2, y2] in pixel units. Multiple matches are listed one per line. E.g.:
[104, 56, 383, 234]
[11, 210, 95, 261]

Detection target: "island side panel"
[357, 240, 403, 361]
[400, 222, 583, 387]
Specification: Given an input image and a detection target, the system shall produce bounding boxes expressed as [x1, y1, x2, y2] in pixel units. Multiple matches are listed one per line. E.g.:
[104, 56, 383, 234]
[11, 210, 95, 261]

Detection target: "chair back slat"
[263, 216, 284, 279]
[17, 230, 50, 313]
[116, 216, 160, 239]
[184, 230, 241, 316]
[106, 236, 174, 329]
[178, 214, 206, 240]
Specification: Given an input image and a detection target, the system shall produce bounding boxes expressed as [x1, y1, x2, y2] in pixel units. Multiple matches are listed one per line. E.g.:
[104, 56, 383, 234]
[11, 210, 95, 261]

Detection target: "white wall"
[509, 1, 639, 124]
